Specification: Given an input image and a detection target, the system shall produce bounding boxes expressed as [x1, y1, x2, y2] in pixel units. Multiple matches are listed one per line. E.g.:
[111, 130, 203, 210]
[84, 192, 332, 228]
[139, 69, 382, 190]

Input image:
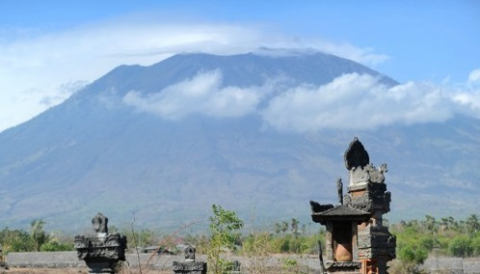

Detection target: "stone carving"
[92, 212, 108, 234]
[369, 163, 387, 184]
[345, 138, 388, 186]
[309, 200, 334, 213]
[344, 137, 369, 170]
[337, 178, 343, 205]
[345, 183, 391, 214]
[311, 138, 396, 274]
[184, 245, 196, 262]
[75, 213, 127, 273]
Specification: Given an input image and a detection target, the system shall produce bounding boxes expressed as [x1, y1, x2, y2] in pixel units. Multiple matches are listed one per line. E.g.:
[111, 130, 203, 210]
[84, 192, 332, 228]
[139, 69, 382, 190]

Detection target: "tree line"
[2, 208, 480, 273]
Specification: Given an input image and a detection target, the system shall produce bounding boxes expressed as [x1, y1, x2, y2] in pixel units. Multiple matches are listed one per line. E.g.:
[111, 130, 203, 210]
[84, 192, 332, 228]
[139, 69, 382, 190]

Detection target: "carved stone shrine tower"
[310, 138, 396, 274]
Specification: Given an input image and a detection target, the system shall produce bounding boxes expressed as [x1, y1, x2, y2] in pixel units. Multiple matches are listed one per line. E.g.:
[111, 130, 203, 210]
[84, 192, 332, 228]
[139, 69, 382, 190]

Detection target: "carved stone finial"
[92, 212, 108, 234]
[184, 245, 196, 262]
[344, 137, 369, 170]
[337, 178, 343, 205]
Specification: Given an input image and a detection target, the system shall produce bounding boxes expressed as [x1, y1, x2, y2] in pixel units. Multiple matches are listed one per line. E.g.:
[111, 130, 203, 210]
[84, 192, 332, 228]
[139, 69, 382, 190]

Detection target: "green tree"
[423, 215, 437, 234]
[281, 221, 289, 235]
[30, 219, 49, 251]
[0, 227, 34, 252]
[466, 214, 480, 235]
[207, 204, 244, 274]
[291, 218, 299, 239]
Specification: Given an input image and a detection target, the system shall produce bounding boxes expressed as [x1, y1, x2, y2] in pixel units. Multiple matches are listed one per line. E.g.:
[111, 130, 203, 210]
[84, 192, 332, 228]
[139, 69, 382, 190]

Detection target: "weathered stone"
[310, 138, 396, 274]
[344, 138, 369, 170]
[75, 213, 127, 273]
[172, 245, 206, 274]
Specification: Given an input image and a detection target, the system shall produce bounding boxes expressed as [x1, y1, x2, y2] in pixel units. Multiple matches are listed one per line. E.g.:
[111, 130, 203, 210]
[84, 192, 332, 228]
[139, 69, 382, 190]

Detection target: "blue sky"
[0, 0, 479, 132]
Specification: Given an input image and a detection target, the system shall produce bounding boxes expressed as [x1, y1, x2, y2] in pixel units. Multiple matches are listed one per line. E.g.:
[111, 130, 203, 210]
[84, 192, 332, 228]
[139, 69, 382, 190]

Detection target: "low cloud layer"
[0, 20, 388, 132]
[123, 70, 273, 119]
[123, 69, 480, 132]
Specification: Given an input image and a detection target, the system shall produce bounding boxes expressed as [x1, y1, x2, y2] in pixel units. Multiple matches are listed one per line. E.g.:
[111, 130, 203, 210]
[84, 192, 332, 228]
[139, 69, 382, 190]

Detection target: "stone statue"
[92, 212, 108, 234]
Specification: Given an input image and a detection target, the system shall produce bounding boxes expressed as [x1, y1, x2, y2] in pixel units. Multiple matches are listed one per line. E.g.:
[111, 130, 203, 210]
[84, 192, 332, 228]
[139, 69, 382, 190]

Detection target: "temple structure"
[310, 138, 396, 274]
[74, 213, 127, 274]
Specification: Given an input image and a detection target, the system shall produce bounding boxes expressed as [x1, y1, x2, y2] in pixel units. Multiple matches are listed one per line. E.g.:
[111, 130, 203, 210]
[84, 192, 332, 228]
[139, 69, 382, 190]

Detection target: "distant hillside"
[0, 51, 479, 232]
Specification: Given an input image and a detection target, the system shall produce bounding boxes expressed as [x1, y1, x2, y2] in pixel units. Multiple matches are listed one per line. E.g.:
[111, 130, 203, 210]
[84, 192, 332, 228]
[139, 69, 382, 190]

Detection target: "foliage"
[0, 220, 73, 253]
[30, 219, 49, 251]
[392, 213, 480, 272]
[447, 236, 473, 257]
[207, 204, 244, 274]
[0, 227, 34, 252]
[40, 240, 74, 251]
[398, 244, 427, 265]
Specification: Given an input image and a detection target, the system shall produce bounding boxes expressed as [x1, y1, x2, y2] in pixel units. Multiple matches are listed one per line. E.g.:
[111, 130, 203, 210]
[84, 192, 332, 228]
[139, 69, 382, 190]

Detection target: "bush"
[40, 241, 74, 251]
[448, 236, 473, 257]
[399, 244, 428, 265]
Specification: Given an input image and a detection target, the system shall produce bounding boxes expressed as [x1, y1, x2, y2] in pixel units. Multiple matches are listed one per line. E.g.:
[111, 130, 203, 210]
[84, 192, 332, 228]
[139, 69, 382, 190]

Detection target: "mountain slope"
[0, 51, 478, 231]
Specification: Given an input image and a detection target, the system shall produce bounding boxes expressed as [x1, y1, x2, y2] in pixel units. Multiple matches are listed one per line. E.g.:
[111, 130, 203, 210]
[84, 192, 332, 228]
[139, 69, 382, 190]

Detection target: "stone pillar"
[325, 222, 334, 261]
[172, 245, 207, 274]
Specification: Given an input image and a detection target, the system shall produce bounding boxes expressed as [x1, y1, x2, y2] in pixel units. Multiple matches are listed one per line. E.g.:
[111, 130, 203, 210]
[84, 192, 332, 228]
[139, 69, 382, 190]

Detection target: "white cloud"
[468, 68, 480, 84]
[123, 70, 271, 119]
[261, 74, 449, 132]
[303, 39, 389, 66]
[121, 69, 480, 133]
[0, 20, 389, 132]
[261, 71, 480, 132]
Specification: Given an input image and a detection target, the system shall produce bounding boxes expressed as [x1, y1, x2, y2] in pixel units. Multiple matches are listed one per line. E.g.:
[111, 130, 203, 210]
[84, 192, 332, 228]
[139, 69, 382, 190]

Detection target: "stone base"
[325, 261, 361, 273]
[85, 260, 123, 274]
[172, 261, 207, 274]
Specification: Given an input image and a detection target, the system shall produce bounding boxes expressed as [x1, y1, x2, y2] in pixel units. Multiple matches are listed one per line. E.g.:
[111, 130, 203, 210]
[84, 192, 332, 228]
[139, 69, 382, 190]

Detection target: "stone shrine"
[310, 138, 396, 274]
[172, 245, 207, 274]
[74, 213, 127, 274]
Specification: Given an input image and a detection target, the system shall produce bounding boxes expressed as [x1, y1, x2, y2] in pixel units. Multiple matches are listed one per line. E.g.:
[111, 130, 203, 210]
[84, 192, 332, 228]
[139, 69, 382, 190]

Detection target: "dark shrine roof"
[311, 205, 370, 224]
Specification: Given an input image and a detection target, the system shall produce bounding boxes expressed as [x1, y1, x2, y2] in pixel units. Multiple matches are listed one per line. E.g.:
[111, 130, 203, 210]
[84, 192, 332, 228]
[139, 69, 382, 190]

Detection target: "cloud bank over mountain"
[123, 69, 480, 132]
[0, 20, 389, 133]
[123, 70, 273, 119]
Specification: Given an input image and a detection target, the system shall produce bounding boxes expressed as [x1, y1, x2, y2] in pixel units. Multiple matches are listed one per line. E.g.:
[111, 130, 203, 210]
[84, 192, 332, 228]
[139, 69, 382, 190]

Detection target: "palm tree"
[274, 222, 282, 235]
[291, 218, 299, 239]
[281, 221, 289, 235]
[30, 219, 49, 251]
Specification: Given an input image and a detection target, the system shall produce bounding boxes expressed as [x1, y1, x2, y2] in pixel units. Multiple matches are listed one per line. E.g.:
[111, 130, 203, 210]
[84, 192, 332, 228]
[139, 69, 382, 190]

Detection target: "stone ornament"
[74, 213, 127, 273]
[173, 245, 207, 274]
[92, 212, 108, 234]
[184, 245, 196, 262]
